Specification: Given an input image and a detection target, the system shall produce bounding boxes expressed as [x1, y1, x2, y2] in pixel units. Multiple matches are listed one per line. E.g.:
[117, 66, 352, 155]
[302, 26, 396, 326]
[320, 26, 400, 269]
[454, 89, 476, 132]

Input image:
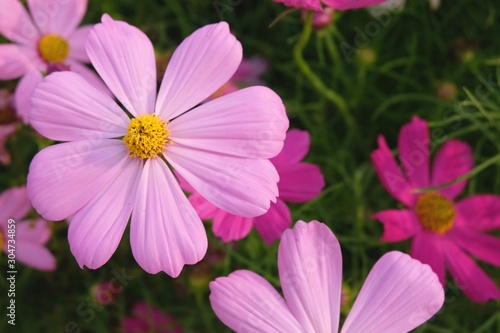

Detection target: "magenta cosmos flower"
[210, 221, 444, 332]
[0, 0, 101, 122]
[274, 0, 388, 11]
[123, 302, 182, 333]
[0, 186, 55, 270]
[184, 129, 324, 244]
[27, 15, 288, 277]
[371, 116, 500, 302]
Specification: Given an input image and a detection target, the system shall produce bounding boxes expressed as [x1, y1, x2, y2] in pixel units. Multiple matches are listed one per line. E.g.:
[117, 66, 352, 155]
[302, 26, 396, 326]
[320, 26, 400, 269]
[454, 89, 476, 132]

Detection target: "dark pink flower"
[122, 302, 182, 333]
[274, 0, 388, 11]
[371, 116, 500, 302]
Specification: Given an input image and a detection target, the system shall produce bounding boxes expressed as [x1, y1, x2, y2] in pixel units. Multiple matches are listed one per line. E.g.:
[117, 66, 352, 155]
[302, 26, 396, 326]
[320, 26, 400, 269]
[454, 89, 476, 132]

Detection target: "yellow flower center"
[123, 114, 172, 159]
[38, 34, 70, 63]
[415, 192, 455, 234]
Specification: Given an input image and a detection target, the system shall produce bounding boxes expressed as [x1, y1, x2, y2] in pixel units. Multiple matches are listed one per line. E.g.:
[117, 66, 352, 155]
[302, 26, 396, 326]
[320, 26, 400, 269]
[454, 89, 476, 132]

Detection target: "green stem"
[293, 12, 356, 134]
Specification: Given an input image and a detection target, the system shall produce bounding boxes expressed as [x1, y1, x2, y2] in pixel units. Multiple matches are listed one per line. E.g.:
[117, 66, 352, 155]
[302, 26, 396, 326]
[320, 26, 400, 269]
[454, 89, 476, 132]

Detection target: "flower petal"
[15, 218, 51, 244]
[254, 199, 291, 245]
[454, 195, 500, 232]
[341, 251, 444, 333]
[270, 129, 311, 168]
[86, 14, 156, 116]
[278, 220, 342, 333]
[448, 227, 500, 267]
[212, 211, 253, 243]
[15, 240, 56, 270]
[0, 44, 33, 80]
[167, 147, 279, 218]
[168, 86, 288, 159]
[68, 157, 142, 269]
[397, 116, 430, 189]
[68, 25, 93, 62]
[130, 159, 207, 277]
[188, 191, 219, 220]
[371, 209, 420, 242]
[27, 140, 128, 221]
[431, 139, 472, 200]
[67, 60, 113, 96]
[156, 22, 242, 120]
[15, 70, 43, 124]
[444, 241, 500, 302]
[0, 186, 31, 222]
[30, 71, 129, 141]
[410, 231, 446, 284]
[277, 162, 324, 203]
[323, 0, 388, 10]
[371, 135, 416, 207]
[273, 0, 323, 11]
[0, 0, 39, 44]
[209, 270, 304, 333]
[27, 0, 87, 37]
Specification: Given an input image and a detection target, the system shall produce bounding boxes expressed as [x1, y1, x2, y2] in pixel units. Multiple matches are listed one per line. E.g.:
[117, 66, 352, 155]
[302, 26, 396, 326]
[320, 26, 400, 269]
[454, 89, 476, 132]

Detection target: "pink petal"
[27, 140, 129, 221]
[0, 0, 39, 44]
[15, 218, 51, 244]
[188, 191, 219, 220]
[14, 70, 43, 124]
[66, 60, 113, 96]
[323, 0, 388, 10]
[27, 0, 87, 37]
[397, 116, 430, 189]
[371, 209, 420, 242]
[168, 86, 288, 159]
[67, 25, 93, 62]
[410, 231, 446, 284]
[273, 0, 323, 11]
[231, 56, 268, 84]
[15, 240, 56, 270]
[278, 220, 342, 333]
[86, 14, 156, 116]
[30, 71, 129, 141]
[0, 44, 33, 79]
[444, 241, 500, 302]
[277, 162, 325, 203]
[155, 22, 242, 120]
[270, 129, 311, 168]
[68, 157, 142, 269]
[0, 124, 16, 164]
[455, 195, 500, 231]
[209, 270, 304, 333]
[253, 199, 291, 245]
[130, 159, 207, 277]
[167, 147, 279, 218]
[371, 135, 416, 207]
[431, 139, 472, 200]
[212, 211, 253, 243]
[341, 251, 444, 333]
[0, 186, 31, 223]
[448, 227, 500, 267]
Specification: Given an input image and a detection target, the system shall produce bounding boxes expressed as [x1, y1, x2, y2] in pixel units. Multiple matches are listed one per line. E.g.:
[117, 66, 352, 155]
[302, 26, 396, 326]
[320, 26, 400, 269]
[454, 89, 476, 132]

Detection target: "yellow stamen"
[38, 34, 70, 63]
[123, 114, 172, 159]
[415, 192, 455, 234]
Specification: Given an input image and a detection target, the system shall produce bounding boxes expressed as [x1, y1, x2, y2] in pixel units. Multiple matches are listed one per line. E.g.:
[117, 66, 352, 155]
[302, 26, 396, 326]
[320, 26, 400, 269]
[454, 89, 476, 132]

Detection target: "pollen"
[38, 34, 70, 63]
[123, 114, 172, 159]
[415, 192, 455, 234]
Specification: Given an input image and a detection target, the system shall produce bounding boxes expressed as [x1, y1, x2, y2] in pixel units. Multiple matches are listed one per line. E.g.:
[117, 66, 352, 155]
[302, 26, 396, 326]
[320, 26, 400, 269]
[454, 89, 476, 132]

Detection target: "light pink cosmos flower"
[210, 220, 444, 332]
[371, 116, 500, 302]
[122, 302, 182, 333]
[27, 16, 288, 277]
[0, 89, 17, 164]
[0, 0, 102, 123]
[274, 0, 388, 11]
[0, 186, 55, 270]
[185, 129, 324, 244]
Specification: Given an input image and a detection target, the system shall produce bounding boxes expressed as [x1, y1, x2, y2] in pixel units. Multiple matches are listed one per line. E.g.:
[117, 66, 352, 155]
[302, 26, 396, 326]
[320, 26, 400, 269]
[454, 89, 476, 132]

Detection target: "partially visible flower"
[0, 186, 55, 270]
[27, 17, 288, 277]
[185, 129, 324, 244]
[91, 280, 122, 305]
[123, 302, 182, 333]
[0, 0, 102, 122]
[210, 221, 444, 332]
[0, 89, 17, 164]
[371, 116, 500, 302]
[302, 7, 334, 29]
[274, 0, 388, 11]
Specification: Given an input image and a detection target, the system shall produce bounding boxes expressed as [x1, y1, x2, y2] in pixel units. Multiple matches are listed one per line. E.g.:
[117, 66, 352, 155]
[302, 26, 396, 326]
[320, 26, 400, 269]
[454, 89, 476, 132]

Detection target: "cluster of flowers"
[0, 0, 499, 331]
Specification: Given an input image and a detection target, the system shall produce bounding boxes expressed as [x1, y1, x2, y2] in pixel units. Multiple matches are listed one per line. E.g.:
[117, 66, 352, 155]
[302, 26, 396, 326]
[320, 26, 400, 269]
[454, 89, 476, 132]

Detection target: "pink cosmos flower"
[0, 89, 18, 164]
[185, 129, 324, 244]
[210, 221, 444, 332]
[371, 116, 500, 302]
[122, 302, 182, 333]
[90, 280, 122, 305]
[0, 186, 55, 270]
[27, 16, 288, 277]
[0, 0, 102, 123]
[274, 0, 388, 11]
